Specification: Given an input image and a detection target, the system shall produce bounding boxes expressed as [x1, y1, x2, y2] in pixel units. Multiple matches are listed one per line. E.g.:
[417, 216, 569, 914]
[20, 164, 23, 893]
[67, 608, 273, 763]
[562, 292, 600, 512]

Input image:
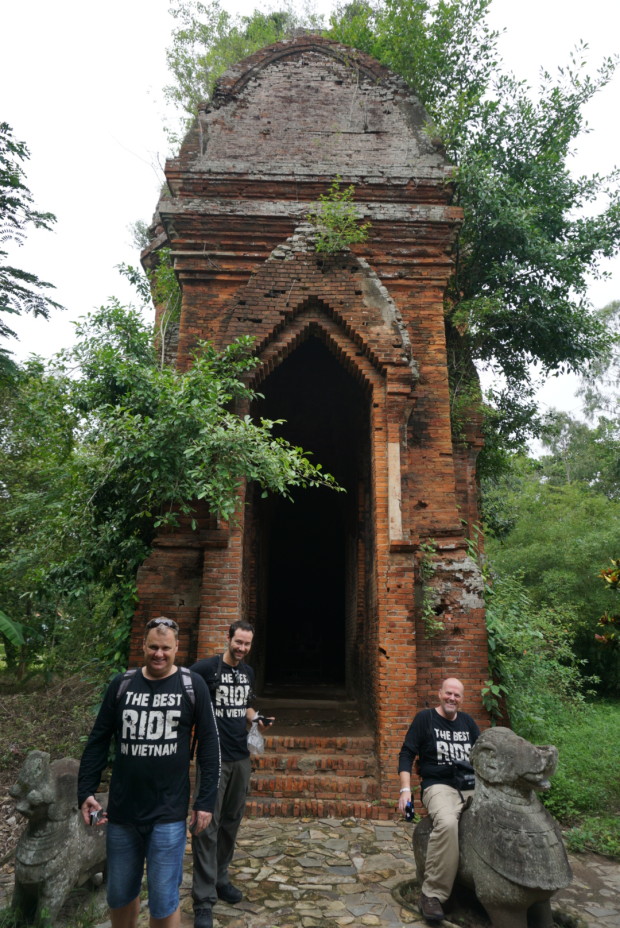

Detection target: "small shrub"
[417, 540, 444, 638]
[484, 574, 595, 738]
[564, 815, 620, 859]
[306, 176, 371, 254]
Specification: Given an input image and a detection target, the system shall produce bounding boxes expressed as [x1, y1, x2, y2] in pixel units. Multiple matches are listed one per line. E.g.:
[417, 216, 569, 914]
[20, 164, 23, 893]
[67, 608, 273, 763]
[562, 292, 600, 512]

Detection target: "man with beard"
[190, 621, 274, 928]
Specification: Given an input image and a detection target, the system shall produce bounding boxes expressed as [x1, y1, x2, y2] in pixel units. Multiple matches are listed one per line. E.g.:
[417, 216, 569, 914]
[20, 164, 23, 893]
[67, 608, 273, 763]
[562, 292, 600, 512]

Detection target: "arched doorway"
[250, 332, 371, 695]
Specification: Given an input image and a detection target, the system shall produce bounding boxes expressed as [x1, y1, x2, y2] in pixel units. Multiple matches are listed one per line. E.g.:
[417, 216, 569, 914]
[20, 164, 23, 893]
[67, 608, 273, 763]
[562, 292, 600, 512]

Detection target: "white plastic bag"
[247, 720, 264, 755]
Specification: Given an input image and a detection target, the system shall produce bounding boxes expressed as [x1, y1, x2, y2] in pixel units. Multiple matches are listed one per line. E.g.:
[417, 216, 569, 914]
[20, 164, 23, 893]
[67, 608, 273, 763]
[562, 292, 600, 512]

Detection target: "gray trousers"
[192, 756, 251, 908]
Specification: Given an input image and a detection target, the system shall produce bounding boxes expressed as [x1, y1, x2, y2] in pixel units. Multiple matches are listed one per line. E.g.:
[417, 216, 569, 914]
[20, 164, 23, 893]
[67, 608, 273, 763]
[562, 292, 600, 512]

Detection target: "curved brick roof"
[175, 34, 450, 181]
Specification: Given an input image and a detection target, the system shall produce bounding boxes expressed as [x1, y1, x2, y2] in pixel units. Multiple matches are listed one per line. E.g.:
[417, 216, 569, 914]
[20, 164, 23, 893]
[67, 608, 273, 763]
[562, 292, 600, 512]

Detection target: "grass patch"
[0, 675, 103, 771]
[517, 698, 620, 859]
[564, 815, 620, 859]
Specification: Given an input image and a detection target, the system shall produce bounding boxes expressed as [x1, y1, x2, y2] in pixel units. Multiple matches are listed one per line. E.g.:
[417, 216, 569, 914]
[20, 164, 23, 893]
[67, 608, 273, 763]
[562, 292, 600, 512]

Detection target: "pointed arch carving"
[222, 236, 417, 385]
[249, 298, 384, 393]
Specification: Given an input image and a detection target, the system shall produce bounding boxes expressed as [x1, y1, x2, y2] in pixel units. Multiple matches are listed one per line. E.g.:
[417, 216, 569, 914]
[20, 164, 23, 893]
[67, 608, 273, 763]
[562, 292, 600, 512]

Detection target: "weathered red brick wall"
[132, 36, 490, 807]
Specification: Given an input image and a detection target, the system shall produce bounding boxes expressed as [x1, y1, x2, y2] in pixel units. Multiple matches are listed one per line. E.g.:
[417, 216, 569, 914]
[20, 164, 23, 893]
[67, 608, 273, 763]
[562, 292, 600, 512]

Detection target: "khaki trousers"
[421, 784, 473, 902]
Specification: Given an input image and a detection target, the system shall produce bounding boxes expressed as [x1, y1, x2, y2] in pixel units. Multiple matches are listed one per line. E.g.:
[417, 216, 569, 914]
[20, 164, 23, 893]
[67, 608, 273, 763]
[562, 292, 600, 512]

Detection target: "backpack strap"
[116, 667, 195, 707]
[203, 654, 224, 698]
[179, 666, 195, 707]
[116, 668, 138, 702]
[190, 656, 223, 761]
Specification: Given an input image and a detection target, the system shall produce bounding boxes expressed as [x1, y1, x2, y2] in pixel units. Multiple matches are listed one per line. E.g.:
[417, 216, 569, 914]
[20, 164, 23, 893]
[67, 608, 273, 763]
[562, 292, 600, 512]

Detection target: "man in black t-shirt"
[398, 677, 480, 924]
[190, 621, 273, 928]
[78, 617, 220, 928]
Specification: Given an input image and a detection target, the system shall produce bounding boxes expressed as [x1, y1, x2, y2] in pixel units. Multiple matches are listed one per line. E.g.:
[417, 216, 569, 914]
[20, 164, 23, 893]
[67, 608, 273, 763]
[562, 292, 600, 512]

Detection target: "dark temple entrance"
[251, 333, 370, 692]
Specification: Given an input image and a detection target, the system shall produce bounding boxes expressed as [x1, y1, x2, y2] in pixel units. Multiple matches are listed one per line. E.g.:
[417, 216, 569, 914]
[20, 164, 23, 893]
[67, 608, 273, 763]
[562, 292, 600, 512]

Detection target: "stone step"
[262, 733, 374, 755]
[244, 698, 387, 819]
[245, 796, 393, 821]
[252, 751, 376, 777]
[250, 771, 379, 800]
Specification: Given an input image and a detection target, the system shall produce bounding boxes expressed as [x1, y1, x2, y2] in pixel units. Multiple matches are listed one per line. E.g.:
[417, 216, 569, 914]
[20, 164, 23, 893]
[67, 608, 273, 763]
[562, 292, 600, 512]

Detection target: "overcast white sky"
[2, 0, 619, 415]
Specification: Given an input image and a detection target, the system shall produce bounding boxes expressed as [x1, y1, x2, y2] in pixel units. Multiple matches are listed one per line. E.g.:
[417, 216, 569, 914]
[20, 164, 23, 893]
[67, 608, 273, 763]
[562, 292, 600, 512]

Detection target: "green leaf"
[0, 609, 26, 646]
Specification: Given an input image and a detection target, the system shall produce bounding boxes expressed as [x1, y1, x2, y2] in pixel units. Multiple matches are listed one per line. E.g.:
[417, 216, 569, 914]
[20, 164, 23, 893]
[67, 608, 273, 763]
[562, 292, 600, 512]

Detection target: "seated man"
[398, 677, 480, 924]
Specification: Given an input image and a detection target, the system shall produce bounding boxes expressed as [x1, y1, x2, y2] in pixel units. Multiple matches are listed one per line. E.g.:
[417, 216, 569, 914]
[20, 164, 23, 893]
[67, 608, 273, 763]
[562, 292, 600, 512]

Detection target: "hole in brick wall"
[407, 407, 430, 447]
[264, 289, 286, 298]
[252, 335, 371, 689]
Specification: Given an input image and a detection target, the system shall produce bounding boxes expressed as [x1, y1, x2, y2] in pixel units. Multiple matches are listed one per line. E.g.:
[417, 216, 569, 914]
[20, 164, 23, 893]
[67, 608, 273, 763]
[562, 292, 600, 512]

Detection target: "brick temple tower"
[131, 36, 489, 815]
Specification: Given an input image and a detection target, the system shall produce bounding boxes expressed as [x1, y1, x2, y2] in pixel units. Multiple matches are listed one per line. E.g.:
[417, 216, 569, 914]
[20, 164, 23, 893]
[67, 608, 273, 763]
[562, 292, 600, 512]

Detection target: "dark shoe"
[194, 906, 213, 928]
[216, 882, 243, 904]
[419, 893, 445, 922]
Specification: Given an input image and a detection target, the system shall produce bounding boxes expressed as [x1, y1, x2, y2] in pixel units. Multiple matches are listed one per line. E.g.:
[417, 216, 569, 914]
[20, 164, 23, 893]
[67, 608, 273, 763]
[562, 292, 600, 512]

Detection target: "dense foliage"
[483, 424, 620, 693]
[0, 123, 61, 377]
[539, 699, 620, 858]
[163, 0, 620, 449]
[164, 0, 322, 144]
[0, 299, 339, 677]
[481, 450, 619, 853]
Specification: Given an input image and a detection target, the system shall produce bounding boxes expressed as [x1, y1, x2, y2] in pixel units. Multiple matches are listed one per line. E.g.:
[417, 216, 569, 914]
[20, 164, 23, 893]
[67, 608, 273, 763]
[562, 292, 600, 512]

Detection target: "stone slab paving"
[172, 817, 617, 928]
[176, 818, 425, 928]
[2, 817, 618, 927]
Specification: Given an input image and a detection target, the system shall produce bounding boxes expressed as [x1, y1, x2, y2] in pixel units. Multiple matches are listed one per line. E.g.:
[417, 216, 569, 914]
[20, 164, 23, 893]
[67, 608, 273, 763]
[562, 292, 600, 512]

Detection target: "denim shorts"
[106, 820, 186, 918]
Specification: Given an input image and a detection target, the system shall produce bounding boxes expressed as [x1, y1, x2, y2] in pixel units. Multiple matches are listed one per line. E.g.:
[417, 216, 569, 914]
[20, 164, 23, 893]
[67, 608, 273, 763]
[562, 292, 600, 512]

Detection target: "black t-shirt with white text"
[398, 707, 480, 794]
[77, 668, 220, 824]
[191, 656, 254, 762]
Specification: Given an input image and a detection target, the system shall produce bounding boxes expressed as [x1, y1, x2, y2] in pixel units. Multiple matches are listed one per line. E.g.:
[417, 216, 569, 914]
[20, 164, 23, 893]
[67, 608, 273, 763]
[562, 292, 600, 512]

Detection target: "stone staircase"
[245, 693, 392, 820]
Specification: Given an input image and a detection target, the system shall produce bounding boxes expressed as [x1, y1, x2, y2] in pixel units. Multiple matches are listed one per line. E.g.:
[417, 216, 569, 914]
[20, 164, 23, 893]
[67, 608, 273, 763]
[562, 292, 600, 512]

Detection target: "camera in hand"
[255, 715, 275, 726]
[89, 809, 104, 826]
[404, 801, 415, 822]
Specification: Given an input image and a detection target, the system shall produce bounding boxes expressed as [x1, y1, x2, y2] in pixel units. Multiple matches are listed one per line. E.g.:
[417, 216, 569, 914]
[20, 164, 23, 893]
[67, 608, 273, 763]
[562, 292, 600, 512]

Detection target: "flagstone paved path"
[3, 816, 618, 927]
[137, 817, 616, 928]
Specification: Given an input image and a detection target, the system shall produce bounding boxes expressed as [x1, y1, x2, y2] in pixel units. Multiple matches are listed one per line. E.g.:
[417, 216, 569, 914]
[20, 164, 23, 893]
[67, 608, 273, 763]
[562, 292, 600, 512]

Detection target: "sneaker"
[194, 905, 213, 928]
[419, 893, 445, 922]
[216, 882, 243, 904]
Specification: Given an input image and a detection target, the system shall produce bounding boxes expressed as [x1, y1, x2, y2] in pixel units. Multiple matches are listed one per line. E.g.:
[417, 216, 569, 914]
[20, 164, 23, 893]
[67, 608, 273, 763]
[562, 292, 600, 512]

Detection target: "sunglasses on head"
[146, 617, 179, 631]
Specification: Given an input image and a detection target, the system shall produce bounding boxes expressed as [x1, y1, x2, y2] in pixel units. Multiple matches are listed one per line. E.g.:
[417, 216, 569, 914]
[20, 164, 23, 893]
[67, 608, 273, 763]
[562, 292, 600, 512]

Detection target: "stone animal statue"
[9, 750, 107, 925]
[413, 727, 572, 928]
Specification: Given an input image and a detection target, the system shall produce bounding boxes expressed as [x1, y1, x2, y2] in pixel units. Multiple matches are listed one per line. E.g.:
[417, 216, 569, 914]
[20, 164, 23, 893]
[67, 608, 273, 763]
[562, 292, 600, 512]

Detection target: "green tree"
[483, 451, 620, 692]
[538, 410, 620, 500]
[483, 573, 592, 736]
[577, 300, 620, 420]
[162, 1, 620, 447]
[0, 123, 62, 377]
[327, 0, 620, 444]
[0, 299, 340, 674]
[164, 0, 323, 143]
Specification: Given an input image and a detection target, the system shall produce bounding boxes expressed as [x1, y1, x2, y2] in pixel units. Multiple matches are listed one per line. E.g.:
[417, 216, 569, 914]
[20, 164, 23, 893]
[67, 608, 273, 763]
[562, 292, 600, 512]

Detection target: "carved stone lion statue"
[9, 750, 107, 925]
[413, 727, 572, 928]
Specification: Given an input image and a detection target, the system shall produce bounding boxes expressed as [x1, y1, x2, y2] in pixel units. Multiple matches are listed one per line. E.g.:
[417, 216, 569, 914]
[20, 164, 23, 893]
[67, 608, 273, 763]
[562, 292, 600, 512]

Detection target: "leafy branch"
[595, 559, 620, 649]
[417, 539, 443, 638]
[306, 176, 371, 254]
